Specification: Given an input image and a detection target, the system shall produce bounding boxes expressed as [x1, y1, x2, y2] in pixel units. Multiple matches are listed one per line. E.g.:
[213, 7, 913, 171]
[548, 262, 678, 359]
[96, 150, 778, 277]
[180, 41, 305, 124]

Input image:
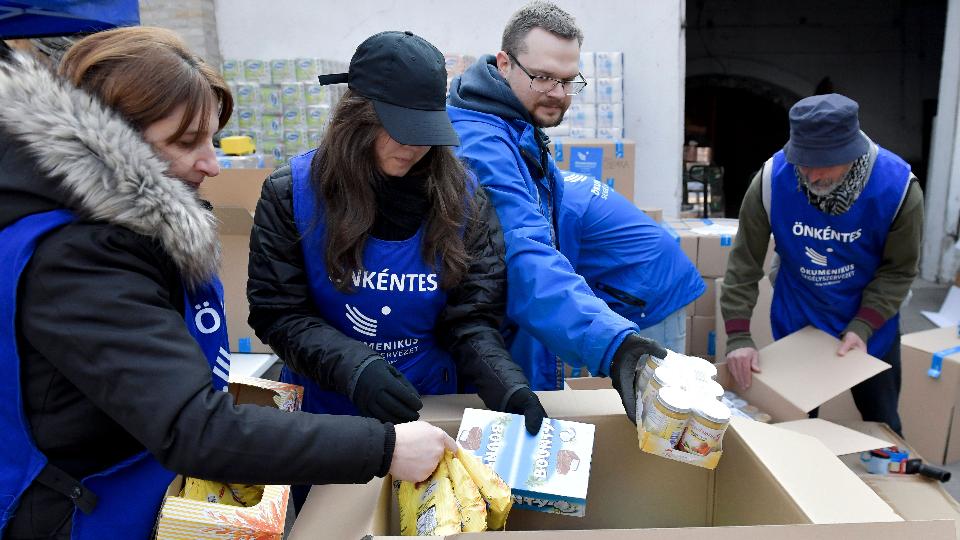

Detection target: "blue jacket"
[557, 172, 705, 327]
[448, 56, 637, 389]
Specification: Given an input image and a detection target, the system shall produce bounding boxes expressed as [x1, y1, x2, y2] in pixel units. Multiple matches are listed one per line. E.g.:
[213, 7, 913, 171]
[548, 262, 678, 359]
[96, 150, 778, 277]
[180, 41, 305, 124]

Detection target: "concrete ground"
[899, 279, 960, 499]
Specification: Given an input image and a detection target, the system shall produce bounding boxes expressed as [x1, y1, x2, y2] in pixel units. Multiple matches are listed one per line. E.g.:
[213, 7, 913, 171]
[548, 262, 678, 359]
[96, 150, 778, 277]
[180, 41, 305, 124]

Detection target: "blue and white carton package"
[456, 407, 595, 517]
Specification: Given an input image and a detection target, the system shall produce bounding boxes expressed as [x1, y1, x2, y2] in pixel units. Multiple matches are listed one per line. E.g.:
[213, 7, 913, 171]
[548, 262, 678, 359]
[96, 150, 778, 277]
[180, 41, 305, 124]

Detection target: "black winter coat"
[247, 166, 532, 412]
[0, 54, 393, 539]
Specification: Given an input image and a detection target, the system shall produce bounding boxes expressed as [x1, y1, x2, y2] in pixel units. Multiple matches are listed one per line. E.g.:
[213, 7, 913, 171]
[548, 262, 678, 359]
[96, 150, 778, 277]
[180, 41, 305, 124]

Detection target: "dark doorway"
[685, 76, 794, 217]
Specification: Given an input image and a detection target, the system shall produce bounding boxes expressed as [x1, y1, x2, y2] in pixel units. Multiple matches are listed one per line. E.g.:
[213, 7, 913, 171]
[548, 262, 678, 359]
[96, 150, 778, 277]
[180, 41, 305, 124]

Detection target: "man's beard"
[531, 100, 567, 128]
[798, 172, 845, 197]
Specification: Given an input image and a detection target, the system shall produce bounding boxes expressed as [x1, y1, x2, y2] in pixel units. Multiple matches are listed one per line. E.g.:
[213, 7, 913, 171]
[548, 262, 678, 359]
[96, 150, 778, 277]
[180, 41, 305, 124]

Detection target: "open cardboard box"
[154, 376, 302, 539]
[833, 420, 960, 528]
[199, 169, 272, 353]
[289, 390, 955, 539]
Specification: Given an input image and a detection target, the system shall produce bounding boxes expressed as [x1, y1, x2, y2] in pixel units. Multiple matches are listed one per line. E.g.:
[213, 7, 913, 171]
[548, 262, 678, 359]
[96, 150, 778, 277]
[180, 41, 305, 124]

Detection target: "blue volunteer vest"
[284, 150, 457, 415]
[0, 210, 231, 539]
[769, 147, 910, 358]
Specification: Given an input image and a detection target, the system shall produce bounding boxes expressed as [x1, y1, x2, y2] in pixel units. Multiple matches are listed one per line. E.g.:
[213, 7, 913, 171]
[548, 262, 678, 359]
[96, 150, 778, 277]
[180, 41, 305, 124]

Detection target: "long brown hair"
[313, 90, 472, 291]
[58, 26, 232, 143]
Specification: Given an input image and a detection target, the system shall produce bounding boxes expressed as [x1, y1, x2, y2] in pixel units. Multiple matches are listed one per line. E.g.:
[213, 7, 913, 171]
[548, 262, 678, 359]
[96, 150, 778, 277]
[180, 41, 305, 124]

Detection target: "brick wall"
[138, 0, 221, 68]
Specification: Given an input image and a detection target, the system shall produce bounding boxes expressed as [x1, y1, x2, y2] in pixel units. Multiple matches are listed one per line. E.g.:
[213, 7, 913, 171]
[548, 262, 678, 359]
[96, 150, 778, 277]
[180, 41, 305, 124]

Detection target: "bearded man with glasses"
[447, 1, 666, 424]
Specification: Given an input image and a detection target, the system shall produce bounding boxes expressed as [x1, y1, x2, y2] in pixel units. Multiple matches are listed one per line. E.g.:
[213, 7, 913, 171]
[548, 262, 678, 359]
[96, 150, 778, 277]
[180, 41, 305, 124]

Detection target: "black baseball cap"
[317, 30, 459, 147]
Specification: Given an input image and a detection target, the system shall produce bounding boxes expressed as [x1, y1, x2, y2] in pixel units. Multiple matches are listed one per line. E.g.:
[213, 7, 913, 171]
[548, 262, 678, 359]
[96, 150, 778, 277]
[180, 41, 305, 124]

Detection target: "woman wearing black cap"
[247, 31, 546, 506]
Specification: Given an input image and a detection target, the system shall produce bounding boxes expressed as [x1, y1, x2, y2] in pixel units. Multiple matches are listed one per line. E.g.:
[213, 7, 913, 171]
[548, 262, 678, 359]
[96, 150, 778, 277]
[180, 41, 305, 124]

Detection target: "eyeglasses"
[507, 53, 588, 96]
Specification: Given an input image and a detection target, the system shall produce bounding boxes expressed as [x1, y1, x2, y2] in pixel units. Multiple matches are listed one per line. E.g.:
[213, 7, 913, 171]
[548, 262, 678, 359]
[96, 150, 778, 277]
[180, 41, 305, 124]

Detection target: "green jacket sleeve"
[719, 169, 771, 352]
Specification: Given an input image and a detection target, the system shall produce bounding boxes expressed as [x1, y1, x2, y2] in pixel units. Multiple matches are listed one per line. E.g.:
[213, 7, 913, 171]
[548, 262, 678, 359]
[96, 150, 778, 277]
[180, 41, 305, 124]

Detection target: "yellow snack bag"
[444, 451, 487, 532]
[398, 460, 462, 536]
[456, 445, 512, 530]
[180, 478, 264, 507]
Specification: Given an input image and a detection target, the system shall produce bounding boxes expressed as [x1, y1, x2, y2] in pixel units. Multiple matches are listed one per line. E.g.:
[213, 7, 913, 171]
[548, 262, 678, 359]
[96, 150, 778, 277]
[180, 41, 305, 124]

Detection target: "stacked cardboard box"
[199, 169, 272, 353]
[553, 139, 636, 202]
[220, 58, 346, 164]
[660, 217, 776, 359]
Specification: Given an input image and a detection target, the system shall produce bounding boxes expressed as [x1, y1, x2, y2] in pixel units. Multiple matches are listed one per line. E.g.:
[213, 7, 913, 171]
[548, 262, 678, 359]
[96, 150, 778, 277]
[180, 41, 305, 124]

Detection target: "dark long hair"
[312, 90, 472, 292]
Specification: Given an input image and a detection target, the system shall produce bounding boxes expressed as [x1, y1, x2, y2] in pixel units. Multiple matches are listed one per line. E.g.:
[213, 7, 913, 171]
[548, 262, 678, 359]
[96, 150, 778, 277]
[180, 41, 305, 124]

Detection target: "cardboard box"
[199, 169, 272, 353]
[457, 408, 595, 517]
[640, 207, 662, 223]
[688, 316, 715, 360]
[155, 377, 302, 539]
[553, 139, 635, 202]
[899, 327, 960, 465]
[693, 278, 715, 317]
[660, 219, 698, 269]
[685, 218, 738, 278]
[289, 390, 957, 539]
[833, 421, 960, 524]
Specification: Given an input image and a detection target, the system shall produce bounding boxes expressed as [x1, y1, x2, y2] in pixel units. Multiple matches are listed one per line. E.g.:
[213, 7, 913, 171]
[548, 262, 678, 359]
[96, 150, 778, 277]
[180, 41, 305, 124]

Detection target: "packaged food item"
[636, 351, 672, 398]
[444, 451, 487, 532]
[680, 397, 731, 455]
[180, 478, 264, 507]
[642, 386, 692, 447]
[740, 404, 760, 416]
[398, 460, 462, 536]
[686, 379, 723, 401]
[640, 364, 688, 422]
[456, 445, 512, 530]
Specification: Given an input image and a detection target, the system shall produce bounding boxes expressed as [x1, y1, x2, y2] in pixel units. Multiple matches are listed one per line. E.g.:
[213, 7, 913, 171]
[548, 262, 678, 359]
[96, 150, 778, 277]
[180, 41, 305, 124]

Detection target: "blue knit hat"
[783, 94, 870, 167]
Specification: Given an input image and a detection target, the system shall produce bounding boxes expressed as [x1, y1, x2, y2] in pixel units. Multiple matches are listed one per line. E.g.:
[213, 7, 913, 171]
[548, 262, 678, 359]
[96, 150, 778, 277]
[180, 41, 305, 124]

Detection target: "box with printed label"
[566, 104, 597, 128]
[595, 77, 623, 103]
[457, 408, 594, 517]
[594, 52, 624, 78]
[553, 139, 635, 202]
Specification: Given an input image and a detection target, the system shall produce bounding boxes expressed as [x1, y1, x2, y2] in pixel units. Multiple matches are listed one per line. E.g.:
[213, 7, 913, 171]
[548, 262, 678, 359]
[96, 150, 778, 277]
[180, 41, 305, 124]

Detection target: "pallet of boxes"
[220, 57, 345, 167]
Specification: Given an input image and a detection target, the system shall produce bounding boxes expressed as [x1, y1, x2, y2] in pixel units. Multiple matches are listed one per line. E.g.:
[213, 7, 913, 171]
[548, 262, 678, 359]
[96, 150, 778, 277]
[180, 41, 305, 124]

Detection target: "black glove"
[349, 358, 422, 424]
[610, 334, 668, 424]
[505, 387, 548, 435]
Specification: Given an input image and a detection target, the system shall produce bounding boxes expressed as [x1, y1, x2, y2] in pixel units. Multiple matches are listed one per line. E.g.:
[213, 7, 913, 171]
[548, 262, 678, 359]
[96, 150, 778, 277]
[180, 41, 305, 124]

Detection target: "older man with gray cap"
[719, 93, 923, 435]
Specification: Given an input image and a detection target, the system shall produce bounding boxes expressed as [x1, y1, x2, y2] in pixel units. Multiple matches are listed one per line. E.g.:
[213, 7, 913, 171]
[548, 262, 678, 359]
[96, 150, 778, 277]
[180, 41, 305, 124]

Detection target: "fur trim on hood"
[0, 53, 219, 287]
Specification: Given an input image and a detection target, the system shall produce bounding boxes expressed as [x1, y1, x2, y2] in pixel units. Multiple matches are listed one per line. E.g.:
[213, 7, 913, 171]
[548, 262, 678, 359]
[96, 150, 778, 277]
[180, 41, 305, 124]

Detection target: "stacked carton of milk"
[220, 58, 347, 164]
[544, 51, 624, 141]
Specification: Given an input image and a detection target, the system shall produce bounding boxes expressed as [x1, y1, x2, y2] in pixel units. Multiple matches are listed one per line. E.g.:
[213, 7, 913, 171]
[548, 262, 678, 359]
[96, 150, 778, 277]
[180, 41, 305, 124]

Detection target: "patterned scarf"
[795, 153, 870, 215]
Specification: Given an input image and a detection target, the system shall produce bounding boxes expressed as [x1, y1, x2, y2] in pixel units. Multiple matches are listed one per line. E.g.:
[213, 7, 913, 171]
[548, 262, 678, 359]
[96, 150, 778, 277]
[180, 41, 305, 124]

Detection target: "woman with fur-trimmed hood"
[0, 27, 454, 539]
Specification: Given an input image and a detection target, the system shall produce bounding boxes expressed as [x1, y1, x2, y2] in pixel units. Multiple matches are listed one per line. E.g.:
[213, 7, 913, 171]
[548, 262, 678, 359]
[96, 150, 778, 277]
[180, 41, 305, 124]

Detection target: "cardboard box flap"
[774, 419, 892, 456]
[860, 475, 960, 522]
[730, 417, 902, 524]
[214, 206, 255, 235]
[755, 327, 891, 412]
[292, 478, 385, 539]
[902, 326, 960, 362]
[364, 521, 956, 539]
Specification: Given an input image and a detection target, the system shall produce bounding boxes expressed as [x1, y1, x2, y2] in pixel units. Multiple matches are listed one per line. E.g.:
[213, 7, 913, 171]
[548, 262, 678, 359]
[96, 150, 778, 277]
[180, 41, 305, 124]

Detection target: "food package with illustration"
[456, 408, 595, 517]
[635, 350, 730, 469]
[154, 376, 302, 539]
